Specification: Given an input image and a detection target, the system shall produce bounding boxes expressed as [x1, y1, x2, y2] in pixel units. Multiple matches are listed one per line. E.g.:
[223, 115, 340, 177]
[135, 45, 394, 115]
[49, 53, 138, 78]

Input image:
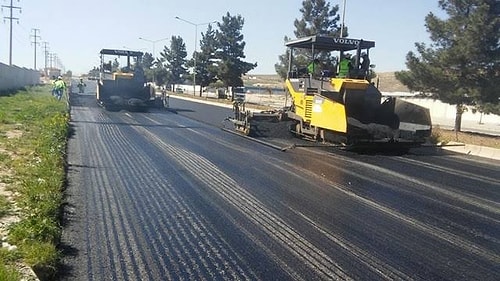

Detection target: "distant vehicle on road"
[96, 49, 167, 111]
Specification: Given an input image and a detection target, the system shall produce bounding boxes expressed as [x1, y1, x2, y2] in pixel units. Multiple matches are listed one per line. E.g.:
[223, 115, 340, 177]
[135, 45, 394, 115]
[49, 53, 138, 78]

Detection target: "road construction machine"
[228, 35, 432, 151]
[96, 49, 167, 111]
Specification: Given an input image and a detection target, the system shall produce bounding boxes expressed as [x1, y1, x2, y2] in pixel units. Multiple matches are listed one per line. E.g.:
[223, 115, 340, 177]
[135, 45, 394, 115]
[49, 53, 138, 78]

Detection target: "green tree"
[142, 52, 155, 69]
[275, 0, 342, 79]
[141, 52, 155, 82]
[154, 67, 169, 87]
[293, 0, 341, 38]
[159, 36, 188, 90]
[187, 24, 219, 96]
[395, 0, 500, 131]
[215, 12, 257, 99]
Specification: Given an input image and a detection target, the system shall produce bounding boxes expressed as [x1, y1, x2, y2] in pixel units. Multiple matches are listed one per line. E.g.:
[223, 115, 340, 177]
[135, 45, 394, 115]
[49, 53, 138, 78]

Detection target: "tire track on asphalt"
[80, 109, 145, 280]
[97, 119, 162, 280]
[396, 156, 500, 186]
[139, 113, 419, 280]
[344, 155, 500, 217]
[139, 112, 500, 278]
[78, 108, 177, 280]
[128, 111, 307, 280]
[132, 122, 355, 280]
[297, 145, 500, 220]
[75, 108, 119, 280]
[290, 208, 416, 281]
[96, 112, 259, 280]
[272, 155, 500, 267]
[98, 119, 185, 280]
[153, 113, 500, 278]
[71, 108, 117, 280]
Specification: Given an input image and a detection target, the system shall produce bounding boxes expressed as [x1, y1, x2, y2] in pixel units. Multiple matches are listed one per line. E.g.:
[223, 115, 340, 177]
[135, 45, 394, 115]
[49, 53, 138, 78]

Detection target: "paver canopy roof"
[285, 35, 375, 52]
[100, 49, 143, 57]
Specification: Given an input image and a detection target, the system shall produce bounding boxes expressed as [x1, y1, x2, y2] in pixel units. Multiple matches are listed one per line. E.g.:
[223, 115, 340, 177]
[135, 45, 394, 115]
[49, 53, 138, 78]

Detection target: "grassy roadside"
[0, 86, 69, 280]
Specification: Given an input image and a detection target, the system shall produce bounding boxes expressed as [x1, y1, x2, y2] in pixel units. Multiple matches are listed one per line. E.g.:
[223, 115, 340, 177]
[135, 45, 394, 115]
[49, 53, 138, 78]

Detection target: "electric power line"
[2, 0, 21, 65]
[30, 28, 40, 69]
[42, 41, 49, 74]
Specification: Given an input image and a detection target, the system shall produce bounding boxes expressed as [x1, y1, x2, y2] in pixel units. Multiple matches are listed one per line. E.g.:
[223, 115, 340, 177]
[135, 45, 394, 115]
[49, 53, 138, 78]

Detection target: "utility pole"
[53, 53, 58, 69]
[2, 0, 21, 66]
[50, 53, 56, 69]
[30, 28, 40, 69]
[42, 42, 49, 75]
[47, 52, 56, 77]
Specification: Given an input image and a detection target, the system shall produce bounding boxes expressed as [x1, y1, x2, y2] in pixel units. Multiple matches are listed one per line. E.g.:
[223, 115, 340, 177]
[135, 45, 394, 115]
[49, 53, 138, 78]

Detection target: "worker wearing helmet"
[338, 53, 352, 78]
[52, 76, 67, 101]
[77, 78, 86, 93]
[359, 52, 371, 78]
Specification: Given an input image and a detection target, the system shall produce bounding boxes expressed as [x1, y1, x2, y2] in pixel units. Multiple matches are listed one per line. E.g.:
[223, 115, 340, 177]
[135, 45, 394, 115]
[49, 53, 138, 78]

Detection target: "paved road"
[58, 92, 500, 280]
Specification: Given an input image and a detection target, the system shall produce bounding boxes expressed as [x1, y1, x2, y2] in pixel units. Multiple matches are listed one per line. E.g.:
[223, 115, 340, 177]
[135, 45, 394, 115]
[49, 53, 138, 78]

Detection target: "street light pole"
[175, 16, 216, 96]
[138, 37, 169, 85]
[138, 37, 169, 61]
[340, 0, 347, 37]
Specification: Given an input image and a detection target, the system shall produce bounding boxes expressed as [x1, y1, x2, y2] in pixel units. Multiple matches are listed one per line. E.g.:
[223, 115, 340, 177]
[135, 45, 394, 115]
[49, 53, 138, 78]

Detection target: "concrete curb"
[441, 142, 500, 160]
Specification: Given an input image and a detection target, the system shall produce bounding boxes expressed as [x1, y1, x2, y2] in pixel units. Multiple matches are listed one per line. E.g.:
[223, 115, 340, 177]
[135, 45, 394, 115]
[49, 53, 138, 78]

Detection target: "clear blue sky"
[0, 0, 443, 75]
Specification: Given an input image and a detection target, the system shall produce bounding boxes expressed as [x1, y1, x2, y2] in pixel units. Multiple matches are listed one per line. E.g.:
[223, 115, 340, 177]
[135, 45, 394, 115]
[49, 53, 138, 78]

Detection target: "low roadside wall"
[400, 96, 500, 136]
[0, 62, 40, 92]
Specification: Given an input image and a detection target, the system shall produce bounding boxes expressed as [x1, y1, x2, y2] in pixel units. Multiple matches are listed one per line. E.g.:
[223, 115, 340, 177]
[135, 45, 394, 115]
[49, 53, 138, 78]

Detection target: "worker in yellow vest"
[52, 76, 67, 101]
[338, 53, 352, 78]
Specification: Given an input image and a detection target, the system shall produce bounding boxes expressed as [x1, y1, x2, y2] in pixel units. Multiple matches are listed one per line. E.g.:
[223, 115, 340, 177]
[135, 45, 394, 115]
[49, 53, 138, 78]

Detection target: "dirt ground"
[432, 126, 500, 149]
[243, 72, 410, 93]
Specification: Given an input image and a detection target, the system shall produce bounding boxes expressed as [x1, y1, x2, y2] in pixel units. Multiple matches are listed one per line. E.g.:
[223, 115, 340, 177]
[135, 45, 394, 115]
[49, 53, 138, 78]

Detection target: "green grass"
[0, 248, 22, 280]
[0, 264, 21, 281]
[0, 196, 11, 218]
[0, 85, 69, 280]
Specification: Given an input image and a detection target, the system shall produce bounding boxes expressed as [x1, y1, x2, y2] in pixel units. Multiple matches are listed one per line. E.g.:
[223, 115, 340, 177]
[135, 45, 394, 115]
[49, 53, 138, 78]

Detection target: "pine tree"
[293, 0, 341, 37]
[395, 0, 500, 131]
[142, 52, 155, 82]
[215, 12, 257, 98]
[187, 24, 219, 96]
[275, 0, 342, 79]
[142, 52, 155, 69]
[159, 36, 188, 90]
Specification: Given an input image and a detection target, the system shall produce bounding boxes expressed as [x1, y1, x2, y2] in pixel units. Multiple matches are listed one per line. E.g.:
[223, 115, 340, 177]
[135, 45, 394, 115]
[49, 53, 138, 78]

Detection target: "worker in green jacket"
[338, 53, 352, 78]
[307, 59, 321, 76]
[52, 76, 67, 101]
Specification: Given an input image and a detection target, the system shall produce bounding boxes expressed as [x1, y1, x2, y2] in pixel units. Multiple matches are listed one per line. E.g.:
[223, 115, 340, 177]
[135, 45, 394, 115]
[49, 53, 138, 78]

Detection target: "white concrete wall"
[395, 96, 500, 135]
[401, 97, 498, 123]
[0, 62, 40, 91]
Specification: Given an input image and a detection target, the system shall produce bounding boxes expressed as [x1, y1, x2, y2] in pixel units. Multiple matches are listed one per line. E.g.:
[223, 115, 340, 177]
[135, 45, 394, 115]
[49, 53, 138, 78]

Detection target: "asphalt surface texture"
[58, 86, 500, 280]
